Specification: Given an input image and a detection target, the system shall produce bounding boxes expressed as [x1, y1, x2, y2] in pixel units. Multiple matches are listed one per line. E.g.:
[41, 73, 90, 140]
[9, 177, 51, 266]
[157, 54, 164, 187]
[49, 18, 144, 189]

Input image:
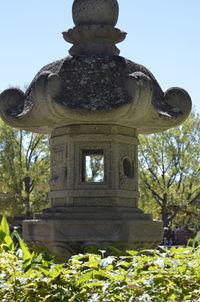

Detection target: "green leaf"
[107, 245, 124, 256]
[4, 235, 14, 252]
[13, 229, 23, 242]
[49, 269, 62, 279]
[81, 281, 104, 288]
[76, 271, 94, 285]
[126, 250, 138, 256]
[0, 216, 10, 236]
[0, 230, 6, 243]
[19, 239, 32, 261]
[169, 293, 177, 301]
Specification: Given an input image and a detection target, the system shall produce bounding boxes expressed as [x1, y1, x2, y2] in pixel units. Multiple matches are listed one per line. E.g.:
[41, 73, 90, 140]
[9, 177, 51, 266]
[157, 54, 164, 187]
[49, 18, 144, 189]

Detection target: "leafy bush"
[0, 217, 200, 301]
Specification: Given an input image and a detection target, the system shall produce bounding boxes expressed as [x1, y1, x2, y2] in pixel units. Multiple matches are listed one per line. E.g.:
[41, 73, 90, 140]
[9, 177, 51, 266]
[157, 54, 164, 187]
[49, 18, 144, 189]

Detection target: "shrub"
[0, 217, 200, 301]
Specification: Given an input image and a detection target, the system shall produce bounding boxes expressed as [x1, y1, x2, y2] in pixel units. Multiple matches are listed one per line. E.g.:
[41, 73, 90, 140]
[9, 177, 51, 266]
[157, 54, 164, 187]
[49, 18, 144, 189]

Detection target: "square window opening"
[82, 150, 104, 183]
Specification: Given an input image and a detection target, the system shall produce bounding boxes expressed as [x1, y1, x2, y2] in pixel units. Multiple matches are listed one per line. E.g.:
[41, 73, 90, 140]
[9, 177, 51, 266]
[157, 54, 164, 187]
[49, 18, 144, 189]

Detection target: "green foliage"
[187, 231, 200, 248]
[195, 231, 200, 242]
[139, 111, 200, 229]
[187, 238, 199, 248]
[0, 217, 200, 301]
[0, 120, 50, 216]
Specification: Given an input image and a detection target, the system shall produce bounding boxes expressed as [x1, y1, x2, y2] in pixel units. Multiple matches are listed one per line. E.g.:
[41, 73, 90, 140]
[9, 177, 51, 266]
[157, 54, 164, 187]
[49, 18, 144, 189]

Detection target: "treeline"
[0, 120, 50, 216]
[139, 111, 200, 231]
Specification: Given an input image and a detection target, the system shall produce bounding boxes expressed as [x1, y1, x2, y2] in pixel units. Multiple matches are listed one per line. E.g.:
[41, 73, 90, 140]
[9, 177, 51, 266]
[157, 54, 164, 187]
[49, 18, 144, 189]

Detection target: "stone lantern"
[0, 0, 191, 256]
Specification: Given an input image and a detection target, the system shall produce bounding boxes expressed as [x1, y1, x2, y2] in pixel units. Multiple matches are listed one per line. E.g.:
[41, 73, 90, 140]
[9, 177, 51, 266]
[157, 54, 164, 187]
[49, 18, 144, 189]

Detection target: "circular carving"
[72, 0, 119, 26]
[0, 88, 25, 117]
[123, 157, 134, 178]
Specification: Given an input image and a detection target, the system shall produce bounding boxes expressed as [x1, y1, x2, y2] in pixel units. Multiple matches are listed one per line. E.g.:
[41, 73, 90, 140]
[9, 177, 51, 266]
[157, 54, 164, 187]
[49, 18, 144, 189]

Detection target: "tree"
[0, 120, 50, 217]
[85, 154, 104, 182]
[139, 111, 200, 229]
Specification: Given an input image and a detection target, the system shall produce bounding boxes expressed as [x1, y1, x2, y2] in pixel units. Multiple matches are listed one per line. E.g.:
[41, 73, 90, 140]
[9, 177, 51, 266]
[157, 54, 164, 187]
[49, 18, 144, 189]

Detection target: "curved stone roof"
[0, 0, 192, 134]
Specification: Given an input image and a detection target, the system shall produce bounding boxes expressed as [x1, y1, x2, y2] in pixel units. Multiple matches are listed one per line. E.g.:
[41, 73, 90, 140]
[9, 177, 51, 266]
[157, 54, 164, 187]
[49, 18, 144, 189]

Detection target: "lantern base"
[23, 206, 163, 258]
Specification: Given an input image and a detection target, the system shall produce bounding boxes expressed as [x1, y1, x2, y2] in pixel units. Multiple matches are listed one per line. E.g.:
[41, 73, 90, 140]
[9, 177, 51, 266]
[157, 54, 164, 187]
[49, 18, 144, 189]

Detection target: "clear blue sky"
[0, 0, 199, 113]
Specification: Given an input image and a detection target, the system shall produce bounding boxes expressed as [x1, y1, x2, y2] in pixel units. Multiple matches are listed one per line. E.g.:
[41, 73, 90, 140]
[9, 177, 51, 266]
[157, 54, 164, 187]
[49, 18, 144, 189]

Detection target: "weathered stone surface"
[22, 124, 163, 255]
[72, 0, 119, 26]
[23, 207, 162, 257]
[0, 0, 192, 133]
[64, 0, 123, 56]
[63, 26, 125, 45]
[48, 125, 139, 207]
[0, 55, 191, 134]
[0, 0, 192, 256]
[63, 26, 126, 56]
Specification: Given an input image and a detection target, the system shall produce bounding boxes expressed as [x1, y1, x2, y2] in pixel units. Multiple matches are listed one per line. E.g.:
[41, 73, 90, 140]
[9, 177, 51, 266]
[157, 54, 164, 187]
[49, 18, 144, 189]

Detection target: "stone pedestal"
[23, 207, 162, 257]
[23, 124, 163, 256]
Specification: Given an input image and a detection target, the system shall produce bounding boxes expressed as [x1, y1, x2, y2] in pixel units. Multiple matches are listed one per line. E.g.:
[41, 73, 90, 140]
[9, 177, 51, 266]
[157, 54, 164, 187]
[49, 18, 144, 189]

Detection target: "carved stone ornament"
[0, 0, 192, 257]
